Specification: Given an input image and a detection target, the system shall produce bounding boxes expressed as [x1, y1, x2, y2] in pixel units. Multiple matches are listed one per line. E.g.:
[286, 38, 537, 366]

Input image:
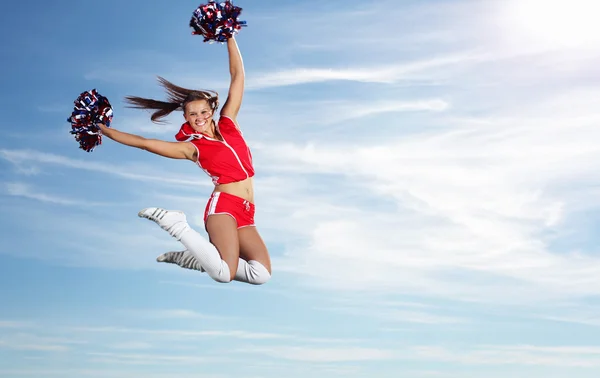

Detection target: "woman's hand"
[98, 123, 110, 134]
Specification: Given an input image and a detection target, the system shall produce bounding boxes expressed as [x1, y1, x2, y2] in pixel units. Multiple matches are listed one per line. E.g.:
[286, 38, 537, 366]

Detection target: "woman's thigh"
[238, 226, 271, 273]
[205, 214, 240, 275]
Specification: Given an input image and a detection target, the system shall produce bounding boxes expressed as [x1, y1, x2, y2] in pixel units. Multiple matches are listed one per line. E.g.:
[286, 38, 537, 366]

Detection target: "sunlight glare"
[508, 0, 600, 48]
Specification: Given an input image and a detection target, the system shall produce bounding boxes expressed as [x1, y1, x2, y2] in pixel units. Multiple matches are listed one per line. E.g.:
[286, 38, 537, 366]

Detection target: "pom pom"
[66, 89, 113, 152]
[190, 0, 247, 43]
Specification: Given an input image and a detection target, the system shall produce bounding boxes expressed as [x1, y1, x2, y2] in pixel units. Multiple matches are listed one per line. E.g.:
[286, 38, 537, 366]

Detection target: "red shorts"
[203, 191, 255, 229]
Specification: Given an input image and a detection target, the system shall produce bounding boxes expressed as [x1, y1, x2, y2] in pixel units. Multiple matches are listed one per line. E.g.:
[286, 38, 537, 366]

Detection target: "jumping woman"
[98, 37, 272, 285]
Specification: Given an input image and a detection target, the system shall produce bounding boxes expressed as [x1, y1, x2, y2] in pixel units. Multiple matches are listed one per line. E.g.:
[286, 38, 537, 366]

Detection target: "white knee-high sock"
[175, 226, 232, 283]
[157, 251, 270, 285]
[139, 208, 233, 283]
[234, 259, 271, 285]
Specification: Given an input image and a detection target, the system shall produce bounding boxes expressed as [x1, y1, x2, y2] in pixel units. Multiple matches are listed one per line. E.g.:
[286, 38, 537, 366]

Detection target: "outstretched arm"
[98, 124, 197, 161]
[220, 37, 245, 121]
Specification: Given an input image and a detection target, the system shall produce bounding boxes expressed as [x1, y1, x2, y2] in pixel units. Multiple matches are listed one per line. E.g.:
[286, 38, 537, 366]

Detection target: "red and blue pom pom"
[67, 89, 113, 152]
[190, 0, 247, 43]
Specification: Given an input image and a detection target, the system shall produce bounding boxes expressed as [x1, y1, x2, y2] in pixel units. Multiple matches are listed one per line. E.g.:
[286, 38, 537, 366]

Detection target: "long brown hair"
[124, 77, 219, 123]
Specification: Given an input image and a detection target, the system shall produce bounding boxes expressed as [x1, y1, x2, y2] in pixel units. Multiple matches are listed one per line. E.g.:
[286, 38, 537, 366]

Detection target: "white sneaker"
[138, 207, 189, 240]
[157, 250, 205, 272]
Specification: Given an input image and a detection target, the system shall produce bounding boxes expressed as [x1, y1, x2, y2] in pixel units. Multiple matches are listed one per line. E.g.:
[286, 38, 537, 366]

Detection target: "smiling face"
[184, 99, 214, 135]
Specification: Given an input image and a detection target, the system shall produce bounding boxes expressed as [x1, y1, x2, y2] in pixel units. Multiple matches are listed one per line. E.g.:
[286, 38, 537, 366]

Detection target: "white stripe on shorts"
[208, 192, 220, 216]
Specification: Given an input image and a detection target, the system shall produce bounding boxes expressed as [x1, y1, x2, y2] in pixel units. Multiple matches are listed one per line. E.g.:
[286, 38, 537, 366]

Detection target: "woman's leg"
[138, 208, 239, 283]
[155, 226, 271, 285]
[205, 214, 240, 281]
[235, 226, 272, 285]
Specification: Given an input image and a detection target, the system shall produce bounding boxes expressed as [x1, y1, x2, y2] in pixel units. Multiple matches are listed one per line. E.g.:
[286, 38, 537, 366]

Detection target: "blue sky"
[2, 0, 600, 377]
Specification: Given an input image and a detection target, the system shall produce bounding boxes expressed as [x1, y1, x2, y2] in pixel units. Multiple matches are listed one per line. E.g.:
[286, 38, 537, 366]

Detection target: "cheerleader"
[98, 36, 272, 285]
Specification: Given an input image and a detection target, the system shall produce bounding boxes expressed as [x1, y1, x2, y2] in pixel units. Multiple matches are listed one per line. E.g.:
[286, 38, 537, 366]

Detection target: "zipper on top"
[202, 132, 249, 179]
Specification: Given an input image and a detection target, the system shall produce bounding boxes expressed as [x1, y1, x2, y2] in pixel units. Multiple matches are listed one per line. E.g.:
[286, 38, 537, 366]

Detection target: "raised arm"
[219, 37, 245, 121]
[98, 124, 197, 161]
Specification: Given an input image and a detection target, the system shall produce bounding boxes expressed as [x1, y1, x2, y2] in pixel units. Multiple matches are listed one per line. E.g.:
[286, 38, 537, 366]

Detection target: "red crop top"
[175, 116, 255, 185]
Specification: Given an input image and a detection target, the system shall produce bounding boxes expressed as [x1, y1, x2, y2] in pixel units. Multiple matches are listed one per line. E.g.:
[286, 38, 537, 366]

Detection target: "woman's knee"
[253, 272, 271, 285]
[248, 260, 272, 285]
[214, 274, 234, 284]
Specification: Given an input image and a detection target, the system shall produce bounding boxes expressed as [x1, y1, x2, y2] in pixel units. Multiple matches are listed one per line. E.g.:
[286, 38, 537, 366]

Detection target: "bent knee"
[252, 271, 272, 285]
[214, 275, 233, 284]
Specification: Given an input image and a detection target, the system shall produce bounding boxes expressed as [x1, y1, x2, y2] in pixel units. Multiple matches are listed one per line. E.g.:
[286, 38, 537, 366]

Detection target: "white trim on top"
[213, 122, 249, 180]
[191, 118, 250, 181]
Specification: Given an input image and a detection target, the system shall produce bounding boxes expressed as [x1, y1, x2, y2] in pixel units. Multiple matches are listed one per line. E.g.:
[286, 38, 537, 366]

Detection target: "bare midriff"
[213, 176, 254, 203]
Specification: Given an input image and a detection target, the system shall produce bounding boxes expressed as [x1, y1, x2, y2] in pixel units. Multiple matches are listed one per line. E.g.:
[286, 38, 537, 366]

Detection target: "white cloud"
[0, 149, 210, 188]
[58, 323, 366, 347]
[315, 99, 450, 125]
[248, 83, 600, 304]
[327, 306, 465, 325]
[117, 308, 238, 322]
[0, 333, 77, 352]
[411, 344, 600, 367]
[499, 0, 600, 49]
[107, 342, 154, 351]
[158, 279, 265, 292]
[241, 346, 396, 362]
[67, 325, 287, 341]
[240, 343, 600, 367]
[317, 297, 466, 325]
[246, 53, 488, 89]
[86, 351, 217, 365]
[115, 113, 183, 136]
[136, 309, 205, 319]
[0, 320, 32, 329]
[4, 182, 113, 207]
[0, 369, 224, 378]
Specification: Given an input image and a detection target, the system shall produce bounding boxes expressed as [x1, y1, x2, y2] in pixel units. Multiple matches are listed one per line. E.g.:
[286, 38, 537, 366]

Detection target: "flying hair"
[124, 77, 219, 123]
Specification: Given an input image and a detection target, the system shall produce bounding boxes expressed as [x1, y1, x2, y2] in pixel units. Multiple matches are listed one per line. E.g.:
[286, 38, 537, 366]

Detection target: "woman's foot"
[157, 250, 204, 272]
[138, 208, 189, 240]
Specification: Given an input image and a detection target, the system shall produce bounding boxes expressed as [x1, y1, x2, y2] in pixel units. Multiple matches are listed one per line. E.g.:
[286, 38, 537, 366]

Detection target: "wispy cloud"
[0, 369, 224, 378]
[86, 351, 219, 366]
[0, 320, 32, 329]
[526, 302, 600, 327]
[246, 53, 488, 89]
[411, 344, 600, 367]
[240, 346, 397, 362]
[4, 182, 114, 207]
[67, 325, 287, 341]
[58, 323, 365, 347]
[135, 309, 207, 319]
[117, 308, 236, 321]
[313, 99, 450, 126]
[240, 343, 600, 367]
[245, 45, 583, 91]
[0, 332, 84, 352]
[115, 114, 182, 136]
[340, 307, 464, 325]
[250, 85, 600, 304]
[0, 149, 210, 188]
[319, 297, 466, 325]
[158, 280, 257, 292]
[1, 343, 70, 352]
[106, 342, 154, 351]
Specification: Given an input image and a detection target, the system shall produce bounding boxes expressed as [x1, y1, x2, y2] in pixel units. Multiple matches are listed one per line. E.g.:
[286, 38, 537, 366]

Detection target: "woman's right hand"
[98, 123, 111, 134]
